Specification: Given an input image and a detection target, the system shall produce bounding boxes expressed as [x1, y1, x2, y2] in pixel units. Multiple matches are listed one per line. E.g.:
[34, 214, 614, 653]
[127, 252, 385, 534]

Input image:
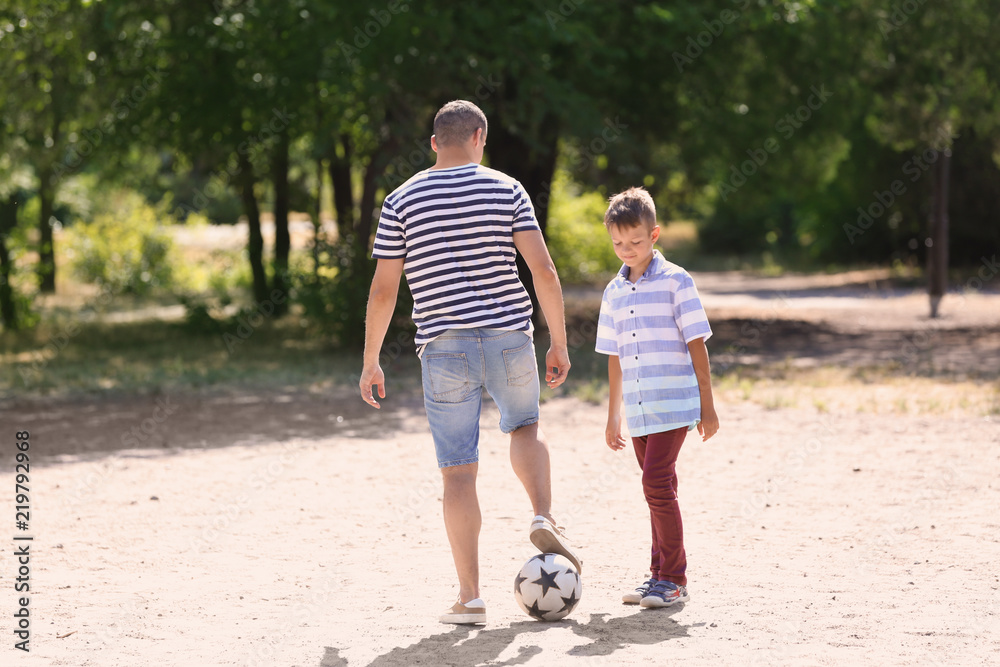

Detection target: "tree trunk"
[271, 129, 290, 315]
[238, 152, 269, 305]
[0, 195, 19, 330]
[486, 107, 561, 325]
[329, 133, 355, 243]
[313, 155, 324, 282]
[928, 149, 951, 318]
[37, 167, 56, 293]
[357, 146, 385, 256]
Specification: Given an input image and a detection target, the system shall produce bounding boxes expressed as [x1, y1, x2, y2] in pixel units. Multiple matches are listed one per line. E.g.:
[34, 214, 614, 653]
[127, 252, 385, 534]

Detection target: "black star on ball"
[530, 553, 548, 564]
[557, 588, 579, 614]
[525, 598, 547, 620]
[514, 572, 528, 595]
[532, 567, 560, 597]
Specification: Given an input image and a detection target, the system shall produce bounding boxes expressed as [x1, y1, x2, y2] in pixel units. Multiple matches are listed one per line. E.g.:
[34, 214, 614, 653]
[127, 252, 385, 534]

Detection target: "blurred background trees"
[1, 0, 998, 339]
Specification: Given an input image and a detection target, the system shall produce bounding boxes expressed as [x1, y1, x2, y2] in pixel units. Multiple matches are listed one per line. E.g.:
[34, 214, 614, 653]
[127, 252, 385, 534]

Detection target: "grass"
[710, 364, 1000, 418]
[1, 313, 419, 399]
[7, 282, 997, 420]
[557, 339, 1000, 418]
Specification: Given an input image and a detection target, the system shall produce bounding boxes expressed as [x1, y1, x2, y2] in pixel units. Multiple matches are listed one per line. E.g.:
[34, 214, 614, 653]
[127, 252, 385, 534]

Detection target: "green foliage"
[64, 191, 175, 296]
[546, 172, 620, 285]
[3, 0, 999, 340]
[293, 236, 413, 350]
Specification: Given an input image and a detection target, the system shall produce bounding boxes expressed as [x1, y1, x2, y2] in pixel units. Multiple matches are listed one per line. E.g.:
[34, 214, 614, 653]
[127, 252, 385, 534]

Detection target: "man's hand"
[359, 363, 386, 409]
[359, 258, 403, 409]
[606, 414, 627, 451]
[697, 403, 719, 441]
[544, 345, 570, 388]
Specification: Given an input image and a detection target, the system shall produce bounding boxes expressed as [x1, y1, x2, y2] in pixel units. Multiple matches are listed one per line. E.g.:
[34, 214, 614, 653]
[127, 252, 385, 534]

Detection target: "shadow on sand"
[320, 609, 691, 666]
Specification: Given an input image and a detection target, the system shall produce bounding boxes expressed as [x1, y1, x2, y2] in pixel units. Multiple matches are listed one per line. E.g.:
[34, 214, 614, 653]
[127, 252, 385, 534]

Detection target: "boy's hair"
[604, 187, 657, 230]
[433, 100, 488, 147]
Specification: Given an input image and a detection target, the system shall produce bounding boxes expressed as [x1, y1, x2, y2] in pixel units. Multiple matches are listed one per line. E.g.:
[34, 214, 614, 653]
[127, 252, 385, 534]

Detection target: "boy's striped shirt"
[595, 250, 712, 437]
[372, 163, 539, 346]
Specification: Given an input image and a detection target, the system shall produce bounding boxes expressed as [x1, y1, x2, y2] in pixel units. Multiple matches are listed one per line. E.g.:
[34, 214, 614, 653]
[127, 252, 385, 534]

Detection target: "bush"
[545, 171, 620, 285]
[64, 191, 175, 296]
[294, 236, 414, 350]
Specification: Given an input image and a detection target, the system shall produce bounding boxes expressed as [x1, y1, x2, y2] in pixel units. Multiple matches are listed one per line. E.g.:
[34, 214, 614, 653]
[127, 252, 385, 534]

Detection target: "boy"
[594, 187, 719, 608]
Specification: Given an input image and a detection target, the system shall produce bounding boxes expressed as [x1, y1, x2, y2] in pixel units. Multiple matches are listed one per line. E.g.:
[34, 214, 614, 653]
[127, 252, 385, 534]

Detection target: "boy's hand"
[544, 345, 570, 388]
[697, 404, 719, 441]
[359, 362, 386, 409]
[606, 414, 627, 451]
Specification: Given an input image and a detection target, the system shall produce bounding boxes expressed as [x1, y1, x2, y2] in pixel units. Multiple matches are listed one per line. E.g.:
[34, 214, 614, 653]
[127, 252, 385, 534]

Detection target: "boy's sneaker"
[439, 597, 487, 625]
[640, 580, 689, 608]
[622, 578, 658, 604]
[529, 515, 583, 573]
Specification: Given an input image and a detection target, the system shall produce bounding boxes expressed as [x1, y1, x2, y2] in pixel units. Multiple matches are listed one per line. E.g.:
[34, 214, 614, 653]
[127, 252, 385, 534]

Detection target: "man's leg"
[511, 422, 583, 571]
[482, 329, 581, 570]
[509, 423, 552, 520]
[441, 462, 481, 603]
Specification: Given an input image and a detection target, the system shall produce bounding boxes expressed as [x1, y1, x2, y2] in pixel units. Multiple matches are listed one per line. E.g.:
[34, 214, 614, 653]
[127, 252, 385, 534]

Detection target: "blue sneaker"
[639, 580, 689, 608]
[622, 578, 658, 604]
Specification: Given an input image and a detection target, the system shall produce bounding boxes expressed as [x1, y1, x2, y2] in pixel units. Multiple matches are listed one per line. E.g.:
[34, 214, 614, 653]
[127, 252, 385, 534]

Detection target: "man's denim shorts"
[419, 328, 540, 468]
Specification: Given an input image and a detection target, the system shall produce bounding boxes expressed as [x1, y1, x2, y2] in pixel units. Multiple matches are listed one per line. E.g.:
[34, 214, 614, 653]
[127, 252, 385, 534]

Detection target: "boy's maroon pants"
[632, 426, 688, 586]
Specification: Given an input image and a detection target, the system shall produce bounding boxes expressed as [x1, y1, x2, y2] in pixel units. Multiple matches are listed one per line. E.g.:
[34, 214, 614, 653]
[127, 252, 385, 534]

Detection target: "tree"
[860, 0, 1000, 316]
[0, 192, 23, 330]
[0, 1, 104, 293]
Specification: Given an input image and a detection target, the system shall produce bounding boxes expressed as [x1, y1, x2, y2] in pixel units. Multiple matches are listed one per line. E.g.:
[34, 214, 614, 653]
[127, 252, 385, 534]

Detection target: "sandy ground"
[3, 277, 1000, 666]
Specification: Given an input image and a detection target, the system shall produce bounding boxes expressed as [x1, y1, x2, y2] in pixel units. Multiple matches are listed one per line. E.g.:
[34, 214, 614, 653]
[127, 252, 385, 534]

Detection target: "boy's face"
[609, 222, 660, 271]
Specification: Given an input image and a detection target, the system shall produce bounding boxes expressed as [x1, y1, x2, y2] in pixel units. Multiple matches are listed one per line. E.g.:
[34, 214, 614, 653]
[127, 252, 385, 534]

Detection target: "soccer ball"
[514, 553, 582, 621]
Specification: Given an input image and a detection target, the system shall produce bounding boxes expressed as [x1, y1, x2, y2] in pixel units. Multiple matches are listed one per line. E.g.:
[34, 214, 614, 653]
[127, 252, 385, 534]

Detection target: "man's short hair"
[604, 187, 657, 230]
[433, 100, 488, 147]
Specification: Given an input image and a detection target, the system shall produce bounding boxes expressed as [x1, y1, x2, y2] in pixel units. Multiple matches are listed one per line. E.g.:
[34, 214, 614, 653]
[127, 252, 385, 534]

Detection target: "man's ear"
[430, 135, 439, 153]
[651, 225, 661, 242]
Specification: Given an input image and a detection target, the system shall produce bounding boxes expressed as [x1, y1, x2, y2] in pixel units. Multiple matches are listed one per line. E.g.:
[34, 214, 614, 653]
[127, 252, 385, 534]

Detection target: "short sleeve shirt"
[594, 250, 713, 437]
[372, 164, 540, 346]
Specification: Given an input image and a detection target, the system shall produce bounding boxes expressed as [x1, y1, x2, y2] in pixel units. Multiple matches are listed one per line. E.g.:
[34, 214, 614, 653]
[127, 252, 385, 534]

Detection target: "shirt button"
[634, 356, 638, 360]
[630, 310, 634, 314]
[631, 287, 636, 291]
[632, 333, 636, 337]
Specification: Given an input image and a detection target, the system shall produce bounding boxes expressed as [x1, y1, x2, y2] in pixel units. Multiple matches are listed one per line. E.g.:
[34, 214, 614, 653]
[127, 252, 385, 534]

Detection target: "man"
[359, 100, 582, 625]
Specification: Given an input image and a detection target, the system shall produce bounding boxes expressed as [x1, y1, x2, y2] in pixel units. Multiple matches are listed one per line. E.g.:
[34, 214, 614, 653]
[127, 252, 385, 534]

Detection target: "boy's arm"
[360, 258, 404, 409]
[513, 229, 570, 388]
[687, 336, 719, 441]
[606, 354, 627, 451]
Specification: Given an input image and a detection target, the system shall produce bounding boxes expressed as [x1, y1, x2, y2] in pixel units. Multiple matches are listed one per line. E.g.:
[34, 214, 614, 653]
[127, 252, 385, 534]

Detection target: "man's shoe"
[639, 580, 689, 608]
[529, 515, 583, 573]
[439, 597, 487, 625]
[622, 578, 658, 604]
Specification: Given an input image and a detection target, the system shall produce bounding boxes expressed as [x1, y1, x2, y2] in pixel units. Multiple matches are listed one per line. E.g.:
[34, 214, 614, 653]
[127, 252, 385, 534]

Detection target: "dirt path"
[3, 390, 998, 667]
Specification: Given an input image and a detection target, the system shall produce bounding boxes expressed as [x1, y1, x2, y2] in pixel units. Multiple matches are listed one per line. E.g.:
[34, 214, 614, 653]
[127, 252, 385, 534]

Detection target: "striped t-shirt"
[371, 163, 540, 346]
[595, 250, 713, 437]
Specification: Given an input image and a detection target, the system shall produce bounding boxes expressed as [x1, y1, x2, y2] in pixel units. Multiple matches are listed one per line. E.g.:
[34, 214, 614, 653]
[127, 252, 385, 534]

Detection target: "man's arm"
[687, 337, 719, 441]
[512, 229, 570, 388]
[360, 258, 404, 408]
